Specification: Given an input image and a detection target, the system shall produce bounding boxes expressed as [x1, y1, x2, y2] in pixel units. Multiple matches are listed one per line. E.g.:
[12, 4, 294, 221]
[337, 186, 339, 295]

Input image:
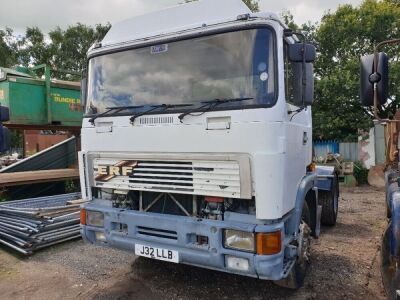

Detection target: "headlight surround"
[86, 210, 104, 227]
[95, 231, 107, 242]
[223, 229, 254, 252]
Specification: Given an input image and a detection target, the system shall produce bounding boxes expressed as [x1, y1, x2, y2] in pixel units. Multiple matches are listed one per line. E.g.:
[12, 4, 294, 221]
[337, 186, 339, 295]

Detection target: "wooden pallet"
[0, 169, 79, 187]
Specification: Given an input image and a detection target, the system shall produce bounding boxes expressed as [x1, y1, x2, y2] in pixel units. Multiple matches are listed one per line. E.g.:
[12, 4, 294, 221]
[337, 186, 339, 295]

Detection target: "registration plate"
[135, 244, 179, 263]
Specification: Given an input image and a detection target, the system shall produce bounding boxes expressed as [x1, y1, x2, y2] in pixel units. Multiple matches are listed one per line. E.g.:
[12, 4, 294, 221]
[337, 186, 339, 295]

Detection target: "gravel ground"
[0, 186, 388, 299]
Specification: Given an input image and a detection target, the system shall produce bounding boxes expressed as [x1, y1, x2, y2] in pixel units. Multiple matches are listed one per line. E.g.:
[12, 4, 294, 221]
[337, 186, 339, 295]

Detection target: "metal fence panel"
[0, 136, 76, 173]
[313, 141, 339, 158]
[339, 142, 359, 162]
[0, 137, 77, 200]
[314, 141, 359, 162]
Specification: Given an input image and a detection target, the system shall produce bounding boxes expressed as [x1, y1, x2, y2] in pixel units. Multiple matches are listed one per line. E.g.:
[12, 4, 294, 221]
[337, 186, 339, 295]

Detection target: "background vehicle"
[360, 38, 400, 299]
[79, 0, 338, 289]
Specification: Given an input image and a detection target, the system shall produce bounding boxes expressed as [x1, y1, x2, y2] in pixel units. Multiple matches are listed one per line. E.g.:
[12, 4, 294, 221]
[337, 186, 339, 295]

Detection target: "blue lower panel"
[81, 204, 285, 280]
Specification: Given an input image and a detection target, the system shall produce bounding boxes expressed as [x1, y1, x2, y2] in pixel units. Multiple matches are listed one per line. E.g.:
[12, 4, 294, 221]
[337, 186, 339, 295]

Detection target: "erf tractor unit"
[79, 0, 339, 288]
[360, 39, 400, 299]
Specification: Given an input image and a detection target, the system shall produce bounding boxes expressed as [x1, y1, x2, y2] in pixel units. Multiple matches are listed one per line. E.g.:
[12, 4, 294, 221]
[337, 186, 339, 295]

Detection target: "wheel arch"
[389, 191, 400, 258]
[305, 188, 318, 237]
[287, 173, 317, 238]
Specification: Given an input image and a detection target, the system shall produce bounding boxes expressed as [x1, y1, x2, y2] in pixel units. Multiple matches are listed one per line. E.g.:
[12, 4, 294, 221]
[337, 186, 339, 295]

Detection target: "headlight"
[224, 229, 254, 252]
[86, 210, 104, 227]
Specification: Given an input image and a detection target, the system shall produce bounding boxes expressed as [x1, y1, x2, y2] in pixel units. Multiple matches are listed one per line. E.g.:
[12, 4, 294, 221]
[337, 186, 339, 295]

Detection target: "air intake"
[138, 116, 174, 125]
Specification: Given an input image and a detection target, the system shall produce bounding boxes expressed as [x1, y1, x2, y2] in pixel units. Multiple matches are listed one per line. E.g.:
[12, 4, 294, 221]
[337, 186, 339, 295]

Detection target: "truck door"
[283, 41, 313, 212]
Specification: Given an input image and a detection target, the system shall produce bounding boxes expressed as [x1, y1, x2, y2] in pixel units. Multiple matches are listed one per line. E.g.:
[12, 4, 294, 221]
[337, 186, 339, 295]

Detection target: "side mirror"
[288, 43, 316, 63]
[360, 52, 389, 106]
[291, 63, 314, 106]
[80, 77, 87, 110]
[303, 63, 314, 106]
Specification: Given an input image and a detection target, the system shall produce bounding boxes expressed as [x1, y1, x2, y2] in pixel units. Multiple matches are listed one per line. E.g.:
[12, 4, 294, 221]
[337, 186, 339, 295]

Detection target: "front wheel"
[320, 175, 339, 226]
[274, 202, 311, 289]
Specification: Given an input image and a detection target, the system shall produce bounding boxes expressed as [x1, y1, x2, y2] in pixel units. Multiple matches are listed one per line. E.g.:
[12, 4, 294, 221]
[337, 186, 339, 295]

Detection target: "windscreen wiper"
[130, 103, 193, 123]
[89, 105, 145, 125]
[178, 97, 253, 122]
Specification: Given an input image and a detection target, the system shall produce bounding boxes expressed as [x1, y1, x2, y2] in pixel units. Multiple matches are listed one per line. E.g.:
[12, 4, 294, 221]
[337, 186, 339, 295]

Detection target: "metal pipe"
[168, 193, 191, 217]
[34, 234, 81, 250]
[0, 238, 31, 255]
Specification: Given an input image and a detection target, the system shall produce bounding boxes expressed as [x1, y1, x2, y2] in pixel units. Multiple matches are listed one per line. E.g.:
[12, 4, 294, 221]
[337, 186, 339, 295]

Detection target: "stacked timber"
[0, 169, 79, 187]
[0, 193, 83, 255]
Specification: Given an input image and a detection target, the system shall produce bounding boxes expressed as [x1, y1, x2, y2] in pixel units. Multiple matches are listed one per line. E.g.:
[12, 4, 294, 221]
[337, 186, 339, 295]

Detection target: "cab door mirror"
[292, 63, 314, 107]
[303, 63, 314, 106]
[288, 43, 316, 63]
[360, 52, 389, 106]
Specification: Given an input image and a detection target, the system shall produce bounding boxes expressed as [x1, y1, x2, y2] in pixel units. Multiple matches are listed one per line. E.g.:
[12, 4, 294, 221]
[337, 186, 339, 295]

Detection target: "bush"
[353, 161, 369, 185]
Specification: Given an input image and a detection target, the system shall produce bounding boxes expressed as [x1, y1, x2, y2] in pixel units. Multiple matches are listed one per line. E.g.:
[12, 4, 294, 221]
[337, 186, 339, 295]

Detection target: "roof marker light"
[237, 13, 250, 21]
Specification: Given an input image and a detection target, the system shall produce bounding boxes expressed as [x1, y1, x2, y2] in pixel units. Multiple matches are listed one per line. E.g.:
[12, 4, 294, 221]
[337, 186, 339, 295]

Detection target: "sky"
[0, 0, 363, 34]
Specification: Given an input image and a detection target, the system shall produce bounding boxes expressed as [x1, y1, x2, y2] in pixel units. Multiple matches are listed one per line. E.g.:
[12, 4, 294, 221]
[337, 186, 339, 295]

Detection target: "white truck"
[79, 0, 339, 289]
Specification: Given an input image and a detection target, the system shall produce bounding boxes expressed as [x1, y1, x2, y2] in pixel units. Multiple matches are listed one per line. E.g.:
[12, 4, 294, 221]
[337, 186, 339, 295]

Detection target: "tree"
[281, 11, 299, 31]
[281, 11, 317, 43]
[184, 0, 260, 12]
[18, 27, 51, 67]
[11, 23, 110, 79]
[0, 28, 18, 67]
[242, 0, 260, 12]
[312, 0, 400, 141]
[48, 23, 110, 78]
[283, 1, 400, 141]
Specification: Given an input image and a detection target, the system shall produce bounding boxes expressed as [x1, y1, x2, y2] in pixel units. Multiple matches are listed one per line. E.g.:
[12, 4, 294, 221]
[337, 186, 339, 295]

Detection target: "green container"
[0, 67, 82, 127]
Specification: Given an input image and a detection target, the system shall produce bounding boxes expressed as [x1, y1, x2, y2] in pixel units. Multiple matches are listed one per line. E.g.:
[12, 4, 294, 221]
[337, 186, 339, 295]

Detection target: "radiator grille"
[92, 159, 241, 198]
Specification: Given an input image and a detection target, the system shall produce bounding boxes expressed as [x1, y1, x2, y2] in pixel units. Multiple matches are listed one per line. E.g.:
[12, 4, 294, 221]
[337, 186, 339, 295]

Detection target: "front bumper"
[81, 204, 286, 280]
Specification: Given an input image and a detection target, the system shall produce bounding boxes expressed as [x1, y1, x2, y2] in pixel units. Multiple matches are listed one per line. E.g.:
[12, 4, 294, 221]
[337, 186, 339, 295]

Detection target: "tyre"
[386, 204, 392, 219]
[320, 175, 339, 226]
[274, 202, 311, 289]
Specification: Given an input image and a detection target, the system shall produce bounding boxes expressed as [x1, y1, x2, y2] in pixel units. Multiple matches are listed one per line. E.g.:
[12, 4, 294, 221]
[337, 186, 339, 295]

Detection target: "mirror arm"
[288, 106, 306, 121]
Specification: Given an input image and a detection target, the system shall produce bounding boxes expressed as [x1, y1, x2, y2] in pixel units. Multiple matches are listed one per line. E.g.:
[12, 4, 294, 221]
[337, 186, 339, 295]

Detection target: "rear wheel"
[320, 175, 339, 226]
[381, 223, 400, 300]
[274, 202, 311, 289]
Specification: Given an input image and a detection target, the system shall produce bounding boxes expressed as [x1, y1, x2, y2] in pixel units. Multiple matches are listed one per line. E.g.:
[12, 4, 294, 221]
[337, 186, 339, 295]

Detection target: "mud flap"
[314, 205, 322, 238]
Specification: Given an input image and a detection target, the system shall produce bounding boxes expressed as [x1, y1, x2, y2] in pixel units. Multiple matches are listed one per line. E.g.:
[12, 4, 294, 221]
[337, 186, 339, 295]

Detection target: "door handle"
[303, 132, 308, 145]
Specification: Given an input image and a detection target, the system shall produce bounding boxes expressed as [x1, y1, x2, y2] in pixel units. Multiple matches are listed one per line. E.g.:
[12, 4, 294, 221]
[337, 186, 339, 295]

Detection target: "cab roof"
[101, 0, 251, 47]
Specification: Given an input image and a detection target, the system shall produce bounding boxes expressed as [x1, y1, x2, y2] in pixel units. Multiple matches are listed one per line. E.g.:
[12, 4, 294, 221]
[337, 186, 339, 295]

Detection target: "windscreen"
[86, 28, 276, 114]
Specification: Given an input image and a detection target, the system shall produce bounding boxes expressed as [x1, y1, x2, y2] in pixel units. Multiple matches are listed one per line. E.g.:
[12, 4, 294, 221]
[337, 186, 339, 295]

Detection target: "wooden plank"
[0, 169, 79, 187]
[66, 199, 87, 205]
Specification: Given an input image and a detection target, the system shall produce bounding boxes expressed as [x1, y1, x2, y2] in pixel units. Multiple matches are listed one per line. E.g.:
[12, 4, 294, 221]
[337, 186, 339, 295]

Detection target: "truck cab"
[79, 0, 338, 288]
